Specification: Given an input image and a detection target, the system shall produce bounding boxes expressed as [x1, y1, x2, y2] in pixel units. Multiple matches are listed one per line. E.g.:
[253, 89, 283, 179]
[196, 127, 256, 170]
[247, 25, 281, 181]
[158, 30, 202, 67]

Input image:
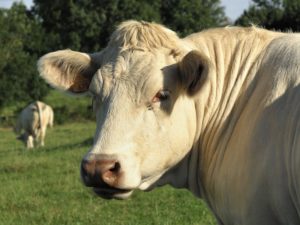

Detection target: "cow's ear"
[178, 50, 211, 96]
[37, 50, 98, 94]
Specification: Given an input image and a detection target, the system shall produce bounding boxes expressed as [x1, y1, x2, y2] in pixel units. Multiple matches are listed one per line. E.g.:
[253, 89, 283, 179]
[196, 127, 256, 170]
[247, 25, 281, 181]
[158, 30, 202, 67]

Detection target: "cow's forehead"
[90, 49, 178, 100]
[100, 49, 174, 82]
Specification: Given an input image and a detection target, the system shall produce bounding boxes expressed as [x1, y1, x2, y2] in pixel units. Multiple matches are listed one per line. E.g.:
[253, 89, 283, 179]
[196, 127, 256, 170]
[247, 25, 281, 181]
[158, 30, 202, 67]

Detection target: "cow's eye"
[152, 90, 170, 103]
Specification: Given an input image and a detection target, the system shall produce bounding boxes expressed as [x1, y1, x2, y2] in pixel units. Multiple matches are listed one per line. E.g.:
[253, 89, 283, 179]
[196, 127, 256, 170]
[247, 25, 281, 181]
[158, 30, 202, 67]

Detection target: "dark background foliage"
[235, 0, 300, 31]
[0, 0, 298, 122]
[0, 0, 227, 109]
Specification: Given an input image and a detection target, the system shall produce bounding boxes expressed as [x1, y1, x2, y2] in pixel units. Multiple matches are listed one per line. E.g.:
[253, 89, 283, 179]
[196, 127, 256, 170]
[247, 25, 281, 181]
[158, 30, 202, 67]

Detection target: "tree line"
[0, 0, 299, 108]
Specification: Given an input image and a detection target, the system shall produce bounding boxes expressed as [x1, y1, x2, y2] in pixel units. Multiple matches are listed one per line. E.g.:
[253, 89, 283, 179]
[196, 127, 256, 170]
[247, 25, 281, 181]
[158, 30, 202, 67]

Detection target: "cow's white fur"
[15, 101, 54, 148]
[38, 21, 300, 224]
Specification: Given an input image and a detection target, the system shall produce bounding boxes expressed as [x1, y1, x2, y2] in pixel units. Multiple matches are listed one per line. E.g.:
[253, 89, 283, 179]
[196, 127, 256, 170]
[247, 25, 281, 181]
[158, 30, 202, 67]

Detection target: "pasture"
[0, 121, 216, 225]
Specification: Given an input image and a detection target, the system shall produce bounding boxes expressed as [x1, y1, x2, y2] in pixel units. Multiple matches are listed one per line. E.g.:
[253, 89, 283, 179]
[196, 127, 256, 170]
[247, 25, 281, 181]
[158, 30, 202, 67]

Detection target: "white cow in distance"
[38, 20, 300, 224]
[15, 101, 54, 148]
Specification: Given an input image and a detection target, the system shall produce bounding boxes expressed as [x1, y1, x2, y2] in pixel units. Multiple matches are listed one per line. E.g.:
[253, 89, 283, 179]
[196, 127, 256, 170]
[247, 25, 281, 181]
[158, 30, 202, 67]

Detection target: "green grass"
[0, 122, 216, 225]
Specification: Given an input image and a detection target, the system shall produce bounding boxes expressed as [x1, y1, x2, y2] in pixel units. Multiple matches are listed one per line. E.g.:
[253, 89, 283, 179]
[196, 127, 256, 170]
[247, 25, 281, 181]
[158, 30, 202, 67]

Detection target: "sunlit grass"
[0, 122, 216, 225]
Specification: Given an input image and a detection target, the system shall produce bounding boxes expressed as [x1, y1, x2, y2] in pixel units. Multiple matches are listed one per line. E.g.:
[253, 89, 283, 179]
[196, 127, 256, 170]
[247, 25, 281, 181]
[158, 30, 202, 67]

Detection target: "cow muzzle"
[80, 157, 133, 199]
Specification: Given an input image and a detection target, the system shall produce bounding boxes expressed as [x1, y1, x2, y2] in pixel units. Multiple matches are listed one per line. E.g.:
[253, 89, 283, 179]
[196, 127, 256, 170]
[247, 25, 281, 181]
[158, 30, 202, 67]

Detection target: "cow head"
[38, 21, 211, 199]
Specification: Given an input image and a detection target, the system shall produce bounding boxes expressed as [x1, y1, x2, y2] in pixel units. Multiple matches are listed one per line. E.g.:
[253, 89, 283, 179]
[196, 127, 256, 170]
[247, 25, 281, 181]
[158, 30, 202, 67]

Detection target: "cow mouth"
[92, 186, 133, 199]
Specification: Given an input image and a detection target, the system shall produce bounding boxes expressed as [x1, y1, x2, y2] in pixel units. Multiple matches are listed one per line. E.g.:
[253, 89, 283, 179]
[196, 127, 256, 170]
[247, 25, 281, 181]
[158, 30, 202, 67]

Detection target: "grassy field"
[0, 121, 216, 225]
[0, 90, 93, 127]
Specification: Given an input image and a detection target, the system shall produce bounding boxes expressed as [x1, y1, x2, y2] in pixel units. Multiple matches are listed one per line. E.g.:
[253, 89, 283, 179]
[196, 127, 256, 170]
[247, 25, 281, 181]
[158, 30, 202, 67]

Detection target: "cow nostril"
[81, 158, 122, 187]
[102, 161, 121, 186]
[109, 161, 121, 173]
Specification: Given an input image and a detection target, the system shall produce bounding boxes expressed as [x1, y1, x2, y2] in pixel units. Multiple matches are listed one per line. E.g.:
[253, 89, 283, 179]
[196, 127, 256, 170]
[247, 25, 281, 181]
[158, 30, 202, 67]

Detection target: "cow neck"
[187, 27, 281, 202]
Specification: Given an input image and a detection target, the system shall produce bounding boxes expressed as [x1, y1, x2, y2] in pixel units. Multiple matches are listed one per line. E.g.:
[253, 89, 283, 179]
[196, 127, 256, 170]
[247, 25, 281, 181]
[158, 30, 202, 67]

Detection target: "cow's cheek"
[154, 108, 195, 171]
[134, 107, 191, 183]
[171, 99, 196, 155]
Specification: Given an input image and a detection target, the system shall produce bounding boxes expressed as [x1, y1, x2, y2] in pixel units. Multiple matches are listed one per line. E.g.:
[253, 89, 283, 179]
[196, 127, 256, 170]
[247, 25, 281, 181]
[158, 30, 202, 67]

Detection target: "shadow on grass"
[0, 137, 94, 156]
[0, 138, 93, 155]
[42, 137, 93, 152]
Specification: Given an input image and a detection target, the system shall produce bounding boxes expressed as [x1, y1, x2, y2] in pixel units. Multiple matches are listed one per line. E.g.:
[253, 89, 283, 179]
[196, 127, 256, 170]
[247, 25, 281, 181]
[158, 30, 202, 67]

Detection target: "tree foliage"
[32, 0, 227, 51]
[235, 0, 300, 31]
[281, 0, 300, 31]
[4, 0, 300, 110]
[0, 3, 48, 108]
[0, 0, 228, 109]
[161, 0, 227, 37]
[235, 0, 283, 28]
[32, 0, 162, 52]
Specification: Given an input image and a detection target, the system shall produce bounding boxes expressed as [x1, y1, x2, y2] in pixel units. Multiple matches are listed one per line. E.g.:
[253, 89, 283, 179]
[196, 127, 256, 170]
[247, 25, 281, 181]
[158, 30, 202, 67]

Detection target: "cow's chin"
[138, 172, 166, 191]
[90, 172, 165, 199]
[93, 187, 134, 200]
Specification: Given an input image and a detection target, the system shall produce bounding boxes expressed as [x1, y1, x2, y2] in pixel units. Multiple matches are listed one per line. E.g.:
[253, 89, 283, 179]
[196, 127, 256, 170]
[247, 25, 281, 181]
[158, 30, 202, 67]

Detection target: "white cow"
[38, 21, 300, 224]
[15, 101, 54, 148]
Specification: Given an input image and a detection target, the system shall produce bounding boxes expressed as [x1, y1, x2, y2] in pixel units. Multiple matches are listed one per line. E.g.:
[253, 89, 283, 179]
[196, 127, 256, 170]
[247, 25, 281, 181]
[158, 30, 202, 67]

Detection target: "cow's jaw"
[138, 169, 168, 191]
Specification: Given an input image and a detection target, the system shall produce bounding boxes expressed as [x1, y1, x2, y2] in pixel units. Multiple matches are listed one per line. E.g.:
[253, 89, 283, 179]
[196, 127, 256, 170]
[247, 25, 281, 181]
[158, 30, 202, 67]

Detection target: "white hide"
[38, 21, 300, 225]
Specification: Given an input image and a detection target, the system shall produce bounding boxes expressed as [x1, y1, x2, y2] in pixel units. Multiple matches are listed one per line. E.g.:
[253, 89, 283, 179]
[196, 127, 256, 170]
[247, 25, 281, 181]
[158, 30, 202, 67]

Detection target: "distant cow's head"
[38, 21, 211, 199]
